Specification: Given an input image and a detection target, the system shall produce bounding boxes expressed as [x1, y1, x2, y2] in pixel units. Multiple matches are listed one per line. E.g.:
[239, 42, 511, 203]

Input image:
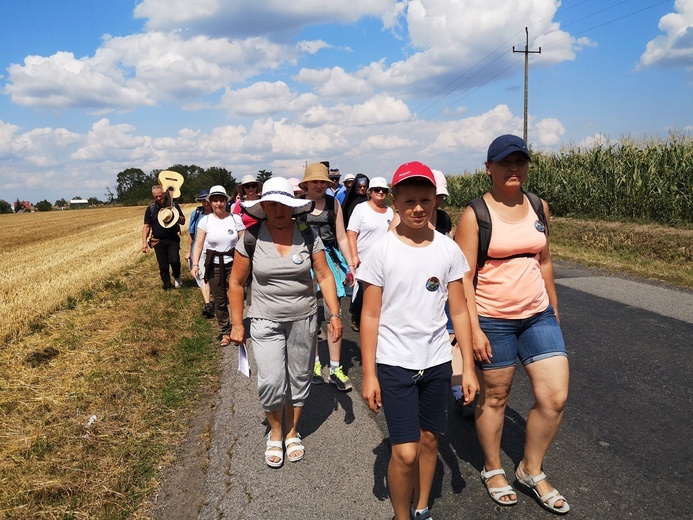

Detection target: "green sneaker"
[312, 362, 324, 385]
[329, 366, 353, 392]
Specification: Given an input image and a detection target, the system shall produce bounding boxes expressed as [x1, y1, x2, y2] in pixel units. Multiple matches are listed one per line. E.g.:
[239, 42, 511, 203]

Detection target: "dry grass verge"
[0, 208, 220, 519]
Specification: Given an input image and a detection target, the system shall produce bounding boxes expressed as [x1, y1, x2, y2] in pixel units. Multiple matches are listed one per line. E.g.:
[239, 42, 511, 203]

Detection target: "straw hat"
[157, 206, 181, 228]
[299, 162, 336, 190]
[242, 177, 314, 219]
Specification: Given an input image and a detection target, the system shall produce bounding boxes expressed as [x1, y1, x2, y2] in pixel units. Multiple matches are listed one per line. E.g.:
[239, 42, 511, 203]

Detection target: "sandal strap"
[488, 485, 516, 497]
[284, 436, 303, 456]
[540, 489, 568, 509]
[481, 467, 507, 480]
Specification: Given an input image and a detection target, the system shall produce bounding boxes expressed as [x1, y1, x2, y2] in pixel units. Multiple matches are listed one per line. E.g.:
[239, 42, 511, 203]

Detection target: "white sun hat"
[242, 177, 314, 219]
[431, 169, 449, 197]
[206, 185, 230, 201]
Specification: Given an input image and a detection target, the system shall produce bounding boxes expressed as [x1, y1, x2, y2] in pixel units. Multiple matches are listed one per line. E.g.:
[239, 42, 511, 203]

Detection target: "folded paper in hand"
[238, 343, 251, 377]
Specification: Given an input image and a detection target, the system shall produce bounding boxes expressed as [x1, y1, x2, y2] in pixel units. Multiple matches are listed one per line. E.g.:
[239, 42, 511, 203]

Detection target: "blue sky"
[0, 0, 691, 204]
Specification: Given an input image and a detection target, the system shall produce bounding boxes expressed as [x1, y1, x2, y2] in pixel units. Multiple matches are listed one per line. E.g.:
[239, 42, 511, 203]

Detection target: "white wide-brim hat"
[431, 169, 449, 197]
[206, 184, 230, 201]
[369, 177, 389, 190]
[157, 206, 180, 228]
[242, 177, 314, 219]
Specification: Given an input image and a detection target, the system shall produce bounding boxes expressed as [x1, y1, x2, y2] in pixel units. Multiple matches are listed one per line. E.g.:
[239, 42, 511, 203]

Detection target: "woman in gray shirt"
[229, 177, 343, 468]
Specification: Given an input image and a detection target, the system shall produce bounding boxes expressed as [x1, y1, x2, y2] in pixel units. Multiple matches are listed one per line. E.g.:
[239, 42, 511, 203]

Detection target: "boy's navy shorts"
[377, 361, 452, 445]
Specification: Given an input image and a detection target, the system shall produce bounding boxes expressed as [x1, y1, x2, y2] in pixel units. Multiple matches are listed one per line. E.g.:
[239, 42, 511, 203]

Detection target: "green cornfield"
[446, 133, 692, 226]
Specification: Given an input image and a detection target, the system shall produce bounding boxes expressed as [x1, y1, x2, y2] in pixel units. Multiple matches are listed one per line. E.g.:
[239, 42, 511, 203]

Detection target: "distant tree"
[104, 187, 115, 204]
[55, 198, 67, 207]
[257, 170, 272, 183]
[14, 199, 22, 212]
[72, 196, 83, 200]
[0, 199, 12, 213]
[35, 199, 52, 212]
[116, 168, 155, 205]
[87, 197, 101, 205]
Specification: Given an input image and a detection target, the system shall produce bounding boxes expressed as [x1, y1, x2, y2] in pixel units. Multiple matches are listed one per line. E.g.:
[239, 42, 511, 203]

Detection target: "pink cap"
[391, 161, 436, 187]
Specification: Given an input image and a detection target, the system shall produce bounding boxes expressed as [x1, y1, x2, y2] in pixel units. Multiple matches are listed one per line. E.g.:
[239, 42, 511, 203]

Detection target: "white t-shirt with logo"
[357, 231, 469, 370]
[198, 213, 245, 264]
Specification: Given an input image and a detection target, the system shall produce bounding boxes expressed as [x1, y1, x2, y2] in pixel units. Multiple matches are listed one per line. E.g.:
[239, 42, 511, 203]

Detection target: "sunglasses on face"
[371, 187, 389, 194]
[244, 183, 258, 189]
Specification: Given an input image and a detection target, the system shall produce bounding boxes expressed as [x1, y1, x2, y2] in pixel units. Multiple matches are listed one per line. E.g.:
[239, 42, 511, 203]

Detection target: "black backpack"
[469, 191, 548, 272]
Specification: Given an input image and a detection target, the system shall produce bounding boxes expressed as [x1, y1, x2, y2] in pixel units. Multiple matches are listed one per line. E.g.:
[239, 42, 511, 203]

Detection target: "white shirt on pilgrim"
[357, 231, 469, 370]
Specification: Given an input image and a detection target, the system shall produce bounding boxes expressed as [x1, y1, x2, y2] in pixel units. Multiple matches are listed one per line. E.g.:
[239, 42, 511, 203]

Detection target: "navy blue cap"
[487, 134, 531, 162]
[196, 189, 210, 201]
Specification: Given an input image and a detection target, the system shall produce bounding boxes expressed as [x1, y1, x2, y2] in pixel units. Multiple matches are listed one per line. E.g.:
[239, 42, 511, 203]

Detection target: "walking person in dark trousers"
[141, 185, 186, 290]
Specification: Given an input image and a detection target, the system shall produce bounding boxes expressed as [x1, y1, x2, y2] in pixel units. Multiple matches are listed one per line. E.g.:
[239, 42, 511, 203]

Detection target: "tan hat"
[157, 206, 180, 228]
[299, 162, 336, 190]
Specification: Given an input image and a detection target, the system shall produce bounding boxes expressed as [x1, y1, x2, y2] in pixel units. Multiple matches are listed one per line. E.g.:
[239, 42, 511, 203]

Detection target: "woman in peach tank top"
[454, 135, 570, 515]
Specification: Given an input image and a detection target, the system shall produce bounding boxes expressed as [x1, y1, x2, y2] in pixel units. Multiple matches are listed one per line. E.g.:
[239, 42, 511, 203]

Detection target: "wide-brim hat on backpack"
[157, 206, 180, 228]
[206, 185, 230, 202]
[242, 177, 314, 220]
[299, 162, 336, 190]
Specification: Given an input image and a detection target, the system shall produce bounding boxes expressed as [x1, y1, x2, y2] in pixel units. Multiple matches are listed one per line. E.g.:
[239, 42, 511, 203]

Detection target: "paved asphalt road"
[154, 264, 693, 520]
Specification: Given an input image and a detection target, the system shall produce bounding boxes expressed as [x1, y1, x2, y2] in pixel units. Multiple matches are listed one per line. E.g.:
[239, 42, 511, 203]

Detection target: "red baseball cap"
[391, 161, 436, 187]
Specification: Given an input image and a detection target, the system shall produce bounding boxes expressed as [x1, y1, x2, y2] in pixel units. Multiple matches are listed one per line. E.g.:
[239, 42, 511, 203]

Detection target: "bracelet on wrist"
[329, 314, 342, 319]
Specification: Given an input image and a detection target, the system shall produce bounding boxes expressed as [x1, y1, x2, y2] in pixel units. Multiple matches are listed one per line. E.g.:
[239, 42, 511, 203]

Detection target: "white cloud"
[134, 0, 397, 37]
[639, 0, 693, 70]
[535, 118, 565, 147]
[220, 82, 318, 117]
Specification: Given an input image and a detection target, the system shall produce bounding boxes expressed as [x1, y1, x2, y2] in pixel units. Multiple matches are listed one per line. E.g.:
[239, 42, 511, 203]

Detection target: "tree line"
[116, 164, 272, 205]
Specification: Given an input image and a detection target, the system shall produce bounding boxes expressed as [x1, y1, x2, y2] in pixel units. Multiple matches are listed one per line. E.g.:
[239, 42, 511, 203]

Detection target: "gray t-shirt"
[236, 222, 324, 321]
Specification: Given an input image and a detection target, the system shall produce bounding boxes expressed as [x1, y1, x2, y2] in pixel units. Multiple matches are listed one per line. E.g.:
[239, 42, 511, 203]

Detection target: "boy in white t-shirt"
[358, 162, 479, 520]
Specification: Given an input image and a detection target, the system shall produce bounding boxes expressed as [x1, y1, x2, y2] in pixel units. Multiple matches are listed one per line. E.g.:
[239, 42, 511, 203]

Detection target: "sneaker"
[412, 508, 432, 519]
[173, 277, 183, 288]
[201, 303, 214, 318]
[312, 362, 324, 385]
[350, 317, 359, 332]
[329, 366, 353, 392]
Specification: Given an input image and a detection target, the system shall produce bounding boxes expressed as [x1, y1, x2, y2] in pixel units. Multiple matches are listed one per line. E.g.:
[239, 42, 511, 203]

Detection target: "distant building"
[69, 199, 89, 209]
[16, 201, 31, 213]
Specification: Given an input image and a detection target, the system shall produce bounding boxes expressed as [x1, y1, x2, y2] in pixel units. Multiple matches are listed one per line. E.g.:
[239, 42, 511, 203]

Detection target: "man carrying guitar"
[141, 183, 186, 290]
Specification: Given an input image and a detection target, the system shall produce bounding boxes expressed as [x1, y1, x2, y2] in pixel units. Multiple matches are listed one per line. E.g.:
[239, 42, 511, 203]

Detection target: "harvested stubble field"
[0, 205, 219, 519]
[0, 207, 145, 344]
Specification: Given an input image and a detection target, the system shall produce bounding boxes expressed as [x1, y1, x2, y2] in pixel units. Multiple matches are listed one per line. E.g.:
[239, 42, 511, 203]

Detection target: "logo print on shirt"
[534, 220, 545, 233]
[292, 254, 304, 265]
[425, 277, 440, 292]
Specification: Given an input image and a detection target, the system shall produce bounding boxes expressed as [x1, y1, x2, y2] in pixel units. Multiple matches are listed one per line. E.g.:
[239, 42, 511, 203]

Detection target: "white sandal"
[480, 467, 517, 506]
[515, 461, 570, 515]
[264, 433, 284, 468]
[284, 434, 304, 463]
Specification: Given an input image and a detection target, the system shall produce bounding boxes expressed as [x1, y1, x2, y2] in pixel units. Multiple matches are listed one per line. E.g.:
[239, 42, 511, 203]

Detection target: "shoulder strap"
[325, 194, 336, 229]
[296, 220, 315, 256]
[469, 196, 492, 270]
[243, 222, 262, 261]
[148, 202, 157, 223]
[524, 191, 548, 235]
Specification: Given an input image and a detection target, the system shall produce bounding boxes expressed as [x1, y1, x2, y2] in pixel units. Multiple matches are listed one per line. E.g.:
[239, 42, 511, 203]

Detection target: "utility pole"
[513, 27, 541, 144]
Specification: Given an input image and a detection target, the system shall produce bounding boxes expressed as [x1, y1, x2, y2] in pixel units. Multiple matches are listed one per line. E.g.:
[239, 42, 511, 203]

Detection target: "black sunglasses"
[371, 187, 389, 194]
[244, 183, 258, 189]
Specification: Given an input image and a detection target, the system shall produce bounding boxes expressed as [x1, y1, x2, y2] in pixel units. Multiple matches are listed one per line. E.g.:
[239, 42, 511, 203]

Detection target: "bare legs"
[389, 430, 439, 520]
[264, 405, 304, 465]
[475, 356, 569, 504]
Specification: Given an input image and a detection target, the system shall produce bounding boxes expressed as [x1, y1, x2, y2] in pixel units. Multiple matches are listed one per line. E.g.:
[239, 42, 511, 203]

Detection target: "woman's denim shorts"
[477, 305, 567, 370]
